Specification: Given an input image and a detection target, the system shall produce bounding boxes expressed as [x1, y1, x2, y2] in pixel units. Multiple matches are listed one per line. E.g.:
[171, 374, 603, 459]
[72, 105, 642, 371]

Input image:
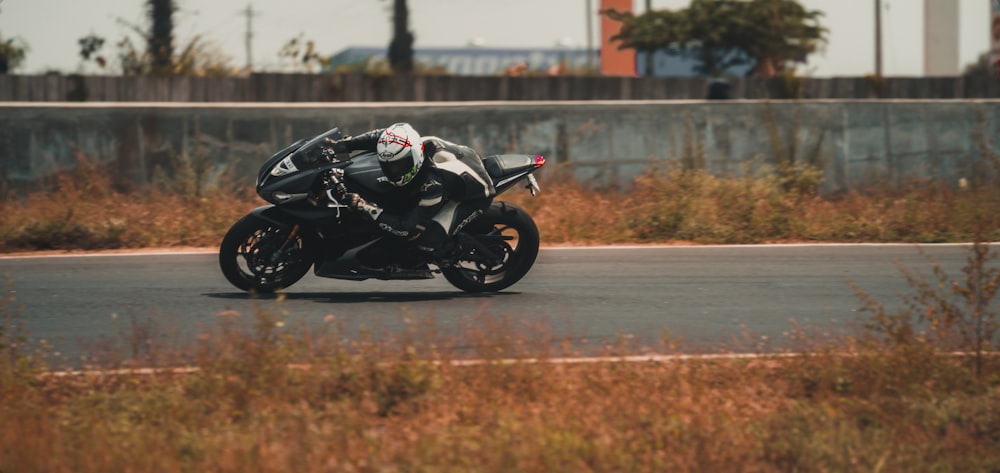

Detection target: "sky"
[0, 0, 992, 77]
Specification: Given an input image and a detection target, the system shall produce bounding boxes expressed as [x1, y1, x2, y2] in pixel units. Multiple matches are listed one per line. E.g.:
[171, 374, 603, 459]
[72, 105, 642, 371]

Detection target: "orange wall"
[600, 0, 636, 76]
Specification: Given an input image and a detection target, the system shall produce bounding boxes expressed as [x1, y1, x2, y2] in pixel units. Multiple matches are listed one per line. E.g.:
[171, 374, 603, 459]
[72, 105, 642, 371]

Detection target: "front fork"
[270, 224, 301, 264]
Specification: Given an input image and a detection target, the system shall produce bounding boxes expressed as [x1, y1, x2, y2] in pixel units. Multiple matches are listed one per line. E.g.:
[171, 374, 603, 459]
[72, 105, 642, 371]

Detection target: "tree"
[738, 0, 826, 77]
[387, 0, 414, 74]
[964, 52, 994, 77]
[147, 0, 176, 75]
[0, 36, 27, 74]
[81, 33, 234, 76]
[0, 0, 28, 74]
[78, 35, 107, 70]
[605, 0, 826, 77]
[278, 35, 332, 73]
[681, 0, 752, 76]
[604, 9, 687, 76]
[77, 0, 235, 76]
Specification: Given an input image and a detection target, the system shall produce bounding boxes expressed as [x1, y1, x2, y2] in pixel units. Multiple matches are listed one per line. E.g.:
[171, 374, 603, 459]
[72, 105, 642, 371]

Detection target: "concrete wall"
[2, 101, 999, 193]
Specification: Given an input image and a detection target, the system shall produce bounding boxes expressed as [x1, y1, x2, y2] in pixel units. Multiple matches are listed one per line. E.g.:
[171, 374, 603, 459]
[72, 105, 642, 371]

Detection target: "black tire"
[442, 201, 540, 293]
[219, 214, 313, 293]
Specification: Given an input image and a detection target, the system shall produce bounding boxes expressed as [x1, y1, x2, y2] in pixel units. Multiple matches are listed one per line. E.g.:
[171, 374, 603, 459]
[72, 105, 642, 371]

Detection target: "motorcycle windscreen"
[288, 128, 344, 168]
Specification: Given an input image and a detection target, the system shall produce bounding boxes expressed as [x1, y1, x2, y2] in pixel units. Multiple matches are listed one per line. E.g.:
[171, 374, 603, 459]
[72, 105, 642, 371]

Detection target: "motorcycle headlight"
[270, 155, 298, 177]
[267, 191, 308, 204]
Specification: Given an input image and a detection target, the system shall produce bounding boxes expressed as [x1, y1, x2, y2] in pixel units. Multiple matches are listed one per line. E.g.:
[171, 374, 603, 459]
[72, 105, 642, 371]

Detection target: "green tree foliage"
[963, 52, 993, 77]
[78, 35, 107, 69]
[278, 35, 332, 73]
[739, 0, 826, 76]
[609, 9, 686, 76]
[77, 1, 235, 76]
[80, 33, 234, 76]
[0, 36, 27, 74]
[681, 0, 749, 77]
[0, 0, 28, 74]
[605, 0, 826, 77]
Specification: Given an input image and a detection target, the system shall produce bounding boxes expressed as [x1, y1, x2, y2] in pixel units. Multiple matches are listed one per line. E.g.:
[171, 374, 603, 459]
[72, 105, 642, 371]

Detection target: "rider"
[330, 122, 496, 265]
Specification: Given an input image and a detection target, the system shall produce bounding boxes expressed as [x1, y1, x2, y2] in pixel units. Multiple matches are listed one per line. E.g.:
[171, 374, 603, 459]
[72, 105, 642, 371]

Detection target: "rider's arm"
[333, 128, 385, 154]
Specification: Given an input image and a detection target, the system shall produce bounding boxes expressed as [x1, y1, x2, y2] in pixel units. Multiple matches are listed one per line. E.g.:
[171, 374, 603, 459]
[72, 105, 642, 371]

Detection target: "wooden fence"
[2, 73, 1000, 102]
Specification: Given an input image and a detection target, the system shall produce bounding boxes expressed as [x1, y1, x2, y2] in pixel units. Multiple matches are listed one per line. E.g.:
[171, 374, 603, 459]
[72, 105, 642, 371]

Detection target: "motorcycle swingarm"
[456, 233, 511, 265]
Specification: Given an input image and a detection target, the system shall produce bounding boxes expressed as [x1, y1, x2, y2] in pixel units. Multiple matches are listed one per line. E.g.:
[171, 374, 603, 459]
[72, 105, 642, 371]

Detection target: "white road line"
[41, 350, 999, 378]
[0, 249, 216, 259]
[41, 353, 798, 377]
[543, 242, 989, 250]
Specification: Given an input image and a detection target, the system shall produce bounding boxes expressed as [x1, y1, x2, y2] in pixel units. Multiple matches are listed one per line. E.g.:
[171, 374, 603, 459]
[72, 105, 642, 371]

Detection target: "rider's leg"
[411, 198, 491, 260]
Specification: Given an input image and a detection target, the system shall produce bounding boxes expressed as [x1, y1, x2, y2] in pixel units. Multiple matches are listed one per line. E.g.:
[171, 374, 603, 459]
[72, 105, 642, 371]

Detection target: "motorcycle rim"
[219, 215, 313, 293]
[442, 201, 539, 293]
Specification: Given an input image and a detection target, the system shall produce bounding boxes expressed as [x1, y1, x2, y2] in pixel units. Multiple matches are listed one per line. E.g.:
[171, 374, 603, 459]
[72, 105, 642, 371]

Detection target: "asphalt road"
[0, 244, 978, 365]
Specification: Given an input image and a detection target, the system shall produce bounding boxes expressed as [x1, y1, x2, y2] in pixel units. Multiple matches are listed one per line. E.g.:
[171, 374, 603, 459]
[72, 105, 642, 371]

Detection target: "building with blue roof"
[327, 46, 753, 77]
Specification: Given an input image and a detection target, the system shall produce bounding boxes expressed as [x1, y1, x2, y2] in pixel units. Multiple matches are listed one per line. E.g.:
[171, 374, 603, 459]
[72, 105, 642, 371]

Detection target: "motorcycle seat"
[482, 154, 537, 181]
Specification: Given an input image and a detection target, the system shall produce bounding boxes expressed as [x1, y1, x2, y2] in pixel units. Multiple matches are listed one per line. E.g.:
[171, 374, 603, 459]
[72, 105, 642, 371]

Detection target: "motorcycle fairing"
[249, 204, 436, 282]
[256, 138, 308, 188]
[313, 237, 434, 281]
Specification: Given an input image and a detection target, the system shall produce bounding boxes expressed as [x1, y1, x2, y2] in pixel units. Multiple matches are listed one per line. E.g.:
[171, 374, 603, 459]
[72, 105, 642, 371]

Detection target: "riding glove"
[343, 192, 364, 209]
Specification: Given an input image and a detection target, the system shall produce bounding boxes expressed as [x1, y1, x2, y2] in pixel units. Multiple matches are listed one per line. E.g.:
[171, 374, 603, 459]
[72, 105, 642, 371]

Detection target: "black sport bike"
[219, 127, 546, 293]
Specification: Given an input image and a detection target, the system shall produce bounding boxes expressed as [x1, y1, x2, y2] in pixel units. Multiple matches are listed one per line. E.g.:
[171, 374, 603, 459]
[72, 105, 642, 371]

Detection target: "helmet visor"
[381, 155, 419, 185]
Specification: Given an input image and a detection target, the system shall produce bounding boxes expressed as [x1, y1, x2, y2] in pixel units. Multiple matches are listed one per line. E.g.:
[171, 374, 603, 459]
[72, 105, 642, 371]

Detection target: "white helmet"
[376, 123, 424, 186]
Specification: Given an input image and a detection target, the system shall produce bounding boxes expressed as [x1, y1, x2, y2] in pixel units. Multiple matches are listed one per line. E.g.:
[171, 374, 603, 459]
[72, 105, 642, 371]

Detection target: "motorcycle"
[219, 127, 546, 293]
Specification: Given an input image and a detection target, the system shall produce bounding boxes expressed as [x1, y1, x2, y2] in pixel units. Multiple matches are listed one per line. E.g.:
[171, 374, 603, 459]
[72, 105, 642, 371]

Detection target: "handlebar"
[322, 168, 350, 206]
[320, 169, 352, 217]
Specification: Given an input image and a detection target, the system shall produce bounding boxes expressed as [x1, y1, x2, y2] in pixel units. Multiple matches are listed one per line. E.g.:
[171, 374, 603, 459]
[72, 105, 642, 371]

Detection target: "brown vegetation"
[2, 152, 999, 471]
[2, 159, 999, 253]
[1, 297, 998, 472]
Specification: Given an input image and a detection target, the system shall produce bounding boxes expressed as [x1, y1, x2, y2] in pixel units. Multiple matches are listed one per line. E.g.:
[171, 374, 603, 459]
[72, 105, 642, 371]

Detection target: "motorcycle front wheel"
[219, 214, 314, 293]
[442, 201, 540, 293]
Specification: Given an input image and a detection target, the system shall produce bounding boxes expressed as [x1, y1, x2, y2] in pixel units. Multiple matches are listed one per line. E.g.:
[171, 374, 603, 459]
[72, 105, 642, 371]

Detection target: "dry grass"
[3, 155, 1000, 471]
[3, 158, 1000, 253]
[506, 167, 1000, 246]
[0, 157, 260, 252]
[1, 302, 998, 472]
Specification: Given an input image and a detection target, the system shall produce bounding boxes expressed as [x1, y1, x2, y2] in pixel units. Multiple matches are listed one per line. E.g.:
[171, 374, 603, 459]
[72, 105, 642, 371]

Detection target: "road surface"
[0, 244, 978, 365]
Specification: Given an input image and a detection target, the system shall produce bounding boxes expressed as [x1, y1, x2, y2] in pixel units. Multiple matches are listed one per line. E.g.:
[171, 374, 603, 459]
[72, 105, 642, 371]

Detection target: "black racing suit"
[335, 128, 497, 260]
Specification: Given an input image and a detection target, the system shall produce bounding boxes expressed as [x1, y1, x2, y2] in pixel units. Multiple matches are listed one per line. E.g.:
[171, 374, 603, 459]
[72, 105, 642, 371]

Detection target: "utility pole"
[644, 0, 653, 77]
[243, 4, 259, 72]
[586, 0, 594, 72]
[875, 0, 883, 76]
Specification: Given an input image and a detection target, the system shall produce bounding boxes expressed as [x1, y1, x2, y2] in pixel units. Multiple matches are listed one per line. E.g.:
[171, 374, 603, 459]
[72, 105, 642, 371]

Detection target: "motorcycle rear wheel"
[219, 214, 313, 293]
[442, 201, 540, 293]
